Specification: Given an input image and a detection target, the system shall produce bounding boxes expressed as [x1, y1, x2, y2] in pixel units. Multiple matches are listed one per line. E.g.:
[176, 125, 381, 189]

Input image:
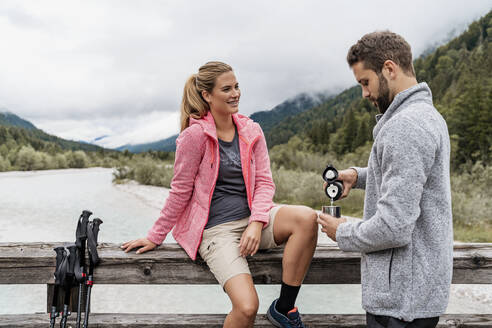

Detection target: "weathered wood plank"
[0, 313, 491, 327]
[450, 243, 492, 284]
[0, 242, 491, 284]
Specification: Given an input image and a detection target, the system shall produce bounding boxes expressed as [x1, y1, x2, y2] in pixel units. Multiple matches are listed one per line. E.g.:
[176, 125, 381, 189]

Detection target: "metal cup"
[322, 205, 341, 218]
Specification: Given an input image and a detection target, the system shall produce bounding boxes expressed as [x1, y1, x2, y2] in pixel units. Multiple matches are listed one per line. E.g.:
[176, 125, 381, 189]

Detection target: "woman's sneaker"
[266, 299, 306, 328]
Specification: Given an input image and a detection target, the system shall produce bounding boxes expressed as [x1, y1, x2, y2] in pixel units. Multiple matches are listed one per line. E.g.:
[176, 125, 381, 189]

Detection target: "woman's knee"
[235, 297, 259, 319]
[275, 205, 318, 242]
[225, 274, 259, 320]
[294, 206, 318, 233]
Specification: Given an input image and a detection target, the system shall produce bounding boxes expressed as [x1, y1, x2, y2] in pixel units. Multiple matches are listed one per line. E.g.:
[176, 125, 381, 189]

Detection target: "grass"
[113, 148, 491, 243]
[454, 224, 492, 243]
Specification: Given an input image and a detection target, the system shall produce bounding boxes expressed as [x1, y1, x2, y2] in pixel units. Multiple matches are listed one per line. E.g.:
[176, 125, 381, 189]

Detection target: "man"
[317, 31, 453, 328]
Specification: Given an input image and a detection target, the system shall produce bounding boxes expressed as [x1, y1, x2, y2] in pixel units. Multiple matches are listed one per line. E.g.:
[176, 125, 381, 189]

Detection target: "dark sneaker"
[266, 299, 306, 328]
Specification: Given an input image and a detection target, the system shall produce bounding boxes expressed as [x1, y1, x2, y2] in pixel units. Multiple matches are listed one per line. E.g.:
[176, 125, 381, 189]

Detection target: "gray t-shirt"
[205, 129, 251, 229]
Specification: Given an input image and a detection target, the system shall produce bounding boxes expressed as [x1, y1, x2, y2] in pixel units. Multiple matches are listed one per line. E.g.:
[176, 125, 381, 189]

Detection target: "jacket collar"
[190, 111, 259, 143]
[373, 82, 433, 138]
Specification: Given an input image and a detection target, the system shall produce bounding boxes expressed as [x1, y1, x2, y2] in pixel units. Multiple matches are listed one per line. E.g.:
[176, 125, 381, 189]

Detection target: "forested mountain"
[0, 111, 106, 153]
[117, 134, 178, 153]
[0, 111, 37, 130]
[414, 10, 492, 167]
[128, 9, 491, 159]
[119, 92, 331, 153]
[250, 92, 332, 134]
[267, 9, 492, 169]
[264, 85, 376, 154]
[2, 10, 490, 167]
[0, 111, 128, 172]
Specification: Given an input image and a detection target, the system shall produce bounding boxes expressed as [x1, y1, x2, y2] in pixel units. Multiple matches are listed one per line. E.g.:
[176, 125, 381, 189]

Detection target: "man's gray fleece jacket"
[336, 83, 453, 321]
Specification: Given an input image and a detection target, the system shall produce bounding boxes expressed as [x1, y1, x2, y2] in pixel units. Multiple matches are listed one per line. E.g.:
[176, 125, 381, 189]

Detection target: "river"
[0, 168, 490, 315]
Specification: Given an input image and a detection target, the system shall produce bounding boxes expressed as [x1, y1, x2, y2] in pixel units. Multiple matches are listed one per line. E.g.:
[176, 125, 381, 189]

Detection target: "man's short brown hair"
[347, 31, 415, 76]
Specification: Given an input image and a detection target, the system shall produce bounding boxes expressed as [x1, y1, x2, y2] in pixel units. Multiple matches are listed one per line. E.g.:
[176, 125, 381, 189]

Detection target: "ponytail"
[180, 74, 209, 131]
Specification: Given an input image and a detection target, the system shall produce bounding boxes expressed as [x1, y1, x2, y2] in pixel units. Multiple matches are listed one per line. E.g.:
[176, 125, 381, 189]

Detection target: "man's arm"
[335, 118, 437, 253]
[350, 167, 367, 190]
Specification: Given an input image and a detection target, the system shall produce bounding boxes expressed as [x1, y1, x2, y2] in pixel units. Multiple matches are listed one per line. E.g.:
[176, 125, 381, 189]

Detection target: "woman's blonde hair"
[180, 61, 233, 131]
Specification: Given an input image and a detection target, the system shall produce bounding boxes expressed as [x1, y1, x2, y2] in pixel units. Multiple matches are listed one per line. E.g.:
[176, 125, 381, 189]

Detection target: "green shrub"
[0, 154, 11, 171]
[0, 144, 8, 157]
[113, 166, 133, 182]
[38, 152, 55, 170]
[16, 146, 40, 170]
[272, 164, 365, 216]
[134, 159, 156, 185]
[66, 150, 88, 168]
[102, 156, 117, 168]
[152, 164, 174, 188]
[54, 154, 68, 169]
[451, 162, 492, 232]
[272, 165, 326, 209]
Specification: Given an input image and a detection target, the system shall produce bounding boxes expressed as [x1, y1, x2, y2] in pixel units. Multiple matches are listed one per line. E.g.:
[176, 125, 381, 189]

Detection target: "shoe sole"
[266, 310, 283, 327]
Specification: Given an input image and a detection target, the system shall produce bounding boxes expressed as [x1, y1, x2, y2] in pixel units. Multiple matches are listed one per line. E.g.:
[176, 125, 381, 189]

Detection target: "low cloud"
[0, 0, 490, 147]
[35, 111, 180, 149]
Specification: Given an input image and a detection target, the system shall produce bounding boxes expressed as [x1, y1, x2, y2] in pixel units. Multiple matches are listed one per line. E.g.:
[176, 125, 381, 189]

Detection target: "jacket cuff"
[335, 221, 357, 252]
[146, 231, 166, 246]
[248, 216, 269, 228]
[350, 167, 367, 189]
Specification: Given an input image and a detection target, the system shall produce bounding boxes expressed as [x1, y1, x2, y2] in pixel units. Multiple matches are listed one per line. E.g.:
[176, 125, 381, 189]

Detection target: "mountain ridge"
[0, 110, 107, 152]
[119, 91, 333, 153]
[267, 9, 492, 167]
[0, 111, 37, 130]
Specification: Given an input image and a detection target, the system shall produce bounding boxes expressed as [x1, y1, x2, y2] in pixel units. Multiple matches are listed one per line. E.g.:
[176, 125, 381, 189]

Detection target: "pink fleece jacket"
[146, 111, 275, 260]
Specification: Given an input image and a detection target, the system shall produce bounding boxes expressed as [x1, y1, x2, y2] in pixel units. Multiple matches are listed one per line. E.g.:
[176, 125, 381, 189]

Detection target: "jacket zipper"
[194, 132, 259, 258]
[240, 135, 260, 208]
[210, 139, 214, 167]
[388, 248, 394, 290]
[194, 137, 220, 259]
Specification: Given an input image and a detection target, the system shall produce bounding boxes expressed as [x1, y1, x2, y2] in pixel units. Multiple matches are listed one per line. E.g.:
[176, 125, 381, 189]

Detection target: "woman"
[121, 61, 317, 328]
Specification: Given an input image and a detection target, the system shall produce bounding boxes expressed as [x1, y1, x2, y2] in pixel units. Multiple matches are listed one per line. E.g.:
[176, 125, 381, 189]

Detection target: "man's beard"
[374, 74, 391, 114]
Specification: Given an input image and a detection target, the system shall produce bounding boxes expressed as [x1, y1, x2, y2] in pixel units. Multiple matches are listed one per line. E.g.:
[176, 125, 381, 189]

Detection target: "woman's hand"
[121, 238, 157, 254]
[239, 221, 263, 257]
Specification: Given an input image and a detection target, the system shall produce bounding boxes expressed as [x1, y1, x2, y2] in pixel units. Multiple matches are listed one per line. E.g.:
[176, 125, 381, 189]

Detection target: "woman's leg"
[273, 205, 318, 285]
[223, 273, 259, 328]
[198, 218, 258, 327]
[265, 205, 318, 322]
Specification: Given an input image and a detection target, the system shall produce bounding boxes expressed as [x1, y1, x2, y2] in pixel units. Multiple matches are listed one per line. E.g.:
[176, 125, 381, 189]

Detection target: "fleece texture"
[147, 111, 275, 260]
[336, 83, 453, 321]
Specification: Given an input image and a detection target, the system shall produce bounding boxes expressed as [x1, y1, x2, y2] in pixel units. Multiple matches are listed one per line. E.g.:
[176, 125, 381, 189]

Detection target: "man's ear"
[382, 60, 398, 80]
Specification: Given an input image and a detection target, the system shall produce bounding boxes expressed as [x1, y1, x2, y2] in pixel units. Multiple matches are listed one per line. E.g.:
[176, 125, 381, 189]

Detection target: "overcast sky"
[0, 1, 491, 148]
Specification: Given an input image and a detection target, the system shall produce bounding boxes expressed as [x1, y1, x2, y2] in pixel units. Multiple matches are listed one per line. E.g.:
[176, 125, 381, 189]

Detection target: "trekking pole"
[50, 246, 66, 328]
[73, 247, 86, 328]
[75, 210, 92, 328]
[83, 218, 103, 328]
[60, 245, 77, 328]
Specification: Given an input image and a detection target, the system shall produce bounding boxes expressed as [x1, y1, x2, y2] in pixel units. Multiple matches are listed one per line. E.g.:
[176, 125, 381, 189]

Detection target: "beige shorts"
[198, 205, 284, 288]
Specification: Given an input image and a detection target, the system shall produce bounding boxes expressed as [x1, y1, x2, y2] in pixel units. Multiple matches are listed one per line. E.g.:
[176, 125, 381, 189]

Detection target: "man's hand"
[239, 221, 263, 257]
[317, 213, 347, 241]
[322, 168, 358, 199]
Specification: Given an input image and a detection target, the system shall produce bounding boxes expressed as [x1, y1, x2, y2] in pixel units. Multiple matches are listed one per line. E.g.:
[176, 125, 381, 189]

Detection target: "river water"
[0, 168, 490, 315]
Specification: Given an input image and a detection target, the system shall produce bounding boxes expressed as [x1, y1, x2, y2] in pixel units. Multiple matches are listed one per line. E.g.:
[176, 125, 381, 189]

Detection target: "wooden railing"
[0, 242, 491, 327]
